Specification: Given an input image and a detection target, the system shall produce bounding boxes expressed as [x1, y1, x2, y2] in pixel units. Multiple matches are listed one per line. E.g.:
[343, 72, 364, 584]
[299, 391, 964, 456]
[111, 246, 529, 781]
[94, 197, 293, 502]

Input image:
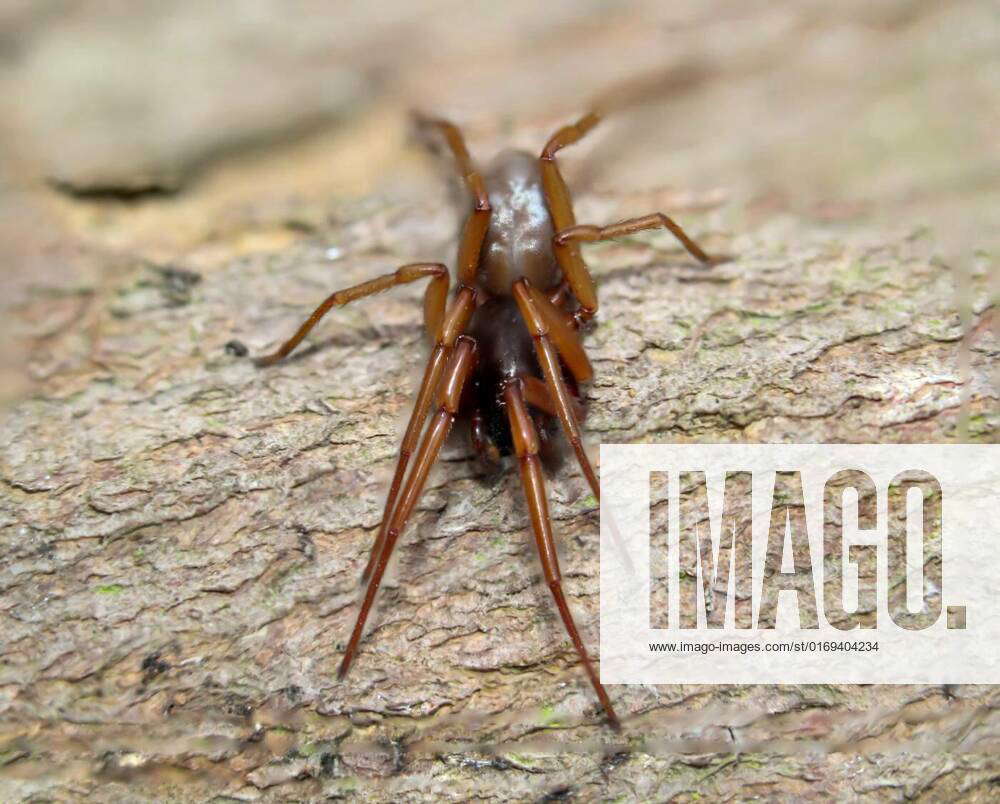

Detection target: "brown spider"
[255, 112, 717, 730]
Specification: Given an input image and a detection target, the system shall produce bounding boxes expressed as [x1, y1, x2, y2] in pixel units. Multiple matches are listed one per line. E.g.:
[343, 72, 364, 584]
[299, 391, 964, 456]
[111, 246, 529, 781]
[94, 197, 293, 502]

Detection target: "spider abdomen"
[467, 297, 542, 456]
[479, 149, 561, 298]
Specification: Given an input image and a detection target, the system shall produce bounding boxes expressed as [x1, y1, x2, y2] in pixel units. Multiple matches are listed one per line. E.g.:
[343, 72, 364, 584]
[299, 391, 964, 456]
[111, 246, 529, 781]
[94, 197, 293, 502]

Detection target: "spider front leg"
[539, 112, 602, 326]
[504, 380, 621, 731]
[413, 113, 492, 287]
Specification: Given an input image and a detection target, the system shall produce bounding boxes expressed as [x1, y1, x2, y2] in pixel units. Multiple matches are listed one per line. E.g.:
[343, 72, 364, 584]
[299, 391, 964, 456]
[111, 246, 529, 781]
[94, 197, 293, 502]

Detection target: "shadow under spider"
[589, 248, 735, 286]
[250, 325, 423, 367]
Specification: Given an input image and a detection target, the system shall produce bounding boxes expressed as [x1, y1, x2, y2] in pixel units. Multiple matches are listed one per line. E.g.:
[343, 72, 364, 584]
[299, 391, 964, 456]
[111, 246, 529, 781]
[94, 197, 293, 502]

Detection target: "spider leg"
[514, 283, 636, 584]
[522, 376, 557, 418]
[256, 262, 450, 366]
[512, 279, 599, 500]
[525, 282, 592, 384]
[470, 408, 502, 466]
[339, 336, 478, 679]
[504, 381, 621, 731]
[362, 116, 493, 579]
[361, 287, 476, 582]
[555, 212, 720, 266]
[413, 113, 492, 287]
[539, 112, 602, 325]
[548, 280, 571, 308]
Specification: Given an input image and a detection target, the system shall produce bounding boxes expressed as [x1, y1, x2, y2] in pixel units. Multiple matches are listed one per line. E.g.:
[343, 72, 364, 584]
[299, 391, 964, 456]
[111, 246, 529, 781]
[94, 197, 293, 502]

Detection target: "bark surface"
[1, 1, 998, 801]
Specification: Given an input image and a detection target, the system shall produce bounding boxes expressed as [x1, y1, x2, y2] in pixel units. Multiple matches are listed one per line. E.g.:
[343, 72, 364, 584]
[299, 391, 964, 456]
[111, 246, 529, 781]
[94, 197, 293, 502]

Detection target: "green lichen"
[539, 703, 561, 727]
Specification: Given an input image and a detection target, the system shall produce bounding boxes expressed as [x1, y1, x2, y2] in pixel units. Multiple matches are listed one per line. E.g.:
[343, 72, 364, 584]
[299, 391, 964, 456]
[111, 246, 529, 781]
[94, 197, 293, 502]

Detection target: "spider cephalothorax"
[254, 111, 718, 730]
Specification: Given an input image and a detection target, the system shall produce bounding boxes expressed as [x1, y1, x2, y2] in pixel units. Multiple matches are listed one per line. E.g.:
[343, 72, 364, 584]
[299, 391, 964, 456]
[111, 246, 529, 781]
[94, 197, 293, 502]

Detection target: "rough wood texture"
[1, 1, 998, 801]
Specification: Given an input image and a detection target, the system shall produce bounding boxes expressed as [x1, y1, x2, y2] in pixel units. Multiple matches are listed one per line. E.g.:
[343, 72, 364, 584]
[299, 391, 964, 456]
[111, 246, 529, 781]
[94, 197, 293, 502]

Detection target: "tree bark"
[1, 1, 998, 801]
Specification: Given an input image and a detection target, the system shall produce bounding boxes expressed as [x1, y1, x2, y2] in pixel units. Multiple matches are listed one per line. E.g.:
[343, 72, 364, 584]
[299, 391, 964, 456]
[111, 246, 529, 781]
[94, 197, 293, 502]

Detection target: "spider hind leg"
[504, 380, 621, 731]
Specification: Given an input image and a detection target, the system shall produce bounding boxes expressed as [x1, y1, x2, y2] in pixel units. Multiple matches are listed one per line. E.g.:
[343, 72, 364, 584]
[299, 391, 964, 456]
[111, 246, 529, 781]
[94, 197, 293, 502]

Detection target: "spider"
[254, 111, 718, 731]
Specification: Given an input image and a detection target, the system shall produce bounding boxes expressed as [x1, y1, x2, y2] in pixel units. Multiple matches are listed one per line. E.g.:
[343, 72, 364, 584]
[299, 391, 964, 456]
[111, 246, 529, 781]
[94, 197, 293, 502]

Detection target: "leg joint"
[545, 577, 565, 596]
[415, 262, 449, 281]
